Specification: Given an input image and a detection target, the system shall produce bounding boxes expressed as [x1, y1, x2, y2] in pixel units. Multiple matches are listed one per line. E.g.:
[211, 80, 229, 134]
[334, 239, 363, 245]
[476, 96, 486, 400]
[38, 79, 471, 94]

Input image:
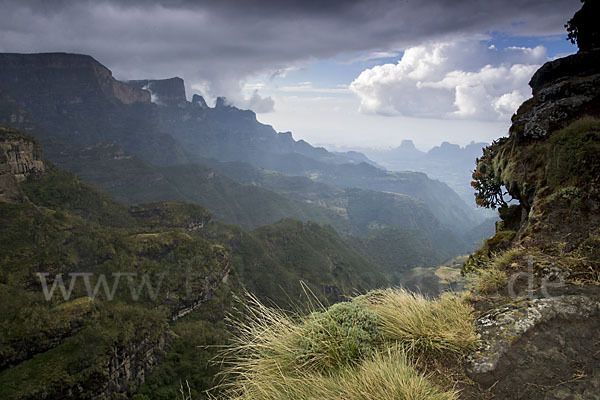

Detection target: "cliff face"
[0, 126, 45, 202]
[466, 49, 600, 399]
[0, 53, 188, 167]
[0, 53, 151, 105]
[127, 77, 187, 106]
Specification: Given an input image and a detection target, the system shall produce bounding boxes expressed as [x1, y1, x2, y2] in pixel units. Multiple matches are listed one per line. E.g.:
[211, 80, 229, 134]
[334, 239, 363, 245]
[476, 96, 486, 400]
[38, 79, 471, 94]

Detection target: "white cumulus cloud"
[350, 41, 547, 121]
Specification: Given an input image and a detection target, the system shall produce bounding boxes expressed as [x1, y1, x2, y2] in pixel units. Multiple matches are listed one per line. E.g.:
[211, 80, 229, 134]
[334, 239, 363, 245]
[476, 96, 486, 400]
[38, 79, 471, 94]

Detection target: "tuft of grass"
[216, 290, 475, 399]
[219, 294, 381, 386]
[357, 289, 478, 357]
[317, 348, 458, 400]
[219, 347, 457, 400]
[489, 248, 523, 270]
[467, 248, 523, 294]
[469, 268, 508, 294]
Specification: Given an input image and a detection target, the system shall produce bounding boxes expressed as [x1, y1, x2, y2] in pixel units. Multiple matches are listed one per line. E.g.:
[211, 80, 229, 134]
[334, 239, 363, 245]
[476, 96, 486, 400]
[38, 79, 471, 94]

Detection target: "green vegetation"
[1, 127, 389, 398]
[221, 348, 457, 400]
[473, 118, 600, 214]
[546, 117, 600, 188]
[296, 301, 381, 371]
[471, 138, 509, 210]
[467, 117, 600, 294]
[347, 227, 463, 285]
[218, 289, 476, 400]
[467, 265, 509, 295]
[207, 219, 388, 308]
[22, 163, 133, 227]
[0, 302, 167, 400]
[463, 230, 517, 273]
[134, 285, 235, 400]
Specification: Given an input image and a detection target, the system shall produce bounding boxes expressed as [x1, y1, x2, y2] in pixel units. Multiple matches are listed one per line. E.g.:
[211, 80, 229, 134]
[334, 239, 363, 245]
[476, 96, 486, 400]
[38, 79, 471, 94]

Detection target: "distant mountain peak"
[192, 94, 208, 108]
[127, 77, 186, 106]
[215, 96, 230, 108]
[399, 139, 416, 149]
[278, 131, 293, 141]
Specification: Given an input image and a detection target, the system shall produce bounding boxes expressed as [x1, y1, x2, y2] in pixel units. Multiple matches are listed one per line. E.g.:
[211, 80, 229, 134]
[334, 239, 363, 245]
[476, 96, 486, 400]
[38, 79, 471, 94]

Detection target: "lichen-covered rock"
[468, 295, 600, 397]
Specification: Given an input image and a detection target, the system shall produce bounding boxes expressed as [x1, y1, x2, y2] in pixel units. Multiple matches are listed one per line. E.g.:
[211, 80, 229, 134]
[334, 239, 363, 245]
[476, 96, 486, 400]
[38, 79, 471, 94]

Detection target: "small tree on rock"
[565, 0, 600, 51]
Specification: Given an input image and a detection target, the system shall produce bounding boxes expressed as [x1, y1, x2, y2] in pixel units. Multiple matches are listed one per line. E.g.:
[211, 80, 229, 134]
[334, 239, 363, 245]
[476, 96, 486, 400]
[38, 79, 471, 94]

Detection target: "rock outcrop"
[0, 126, 44, 203]
[469, 295, 600, 392]
[511, 49, 600, 141]
[192, 93, 208, 108]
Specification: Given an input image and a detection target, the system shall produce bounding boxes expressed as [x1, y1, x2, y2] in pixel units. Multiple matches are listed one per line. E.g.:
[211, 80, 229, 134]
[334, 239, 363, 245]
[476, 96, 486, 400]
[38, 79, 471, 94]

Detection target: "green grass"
[217, 289, 476, 400]
[547, 117, 600, 189]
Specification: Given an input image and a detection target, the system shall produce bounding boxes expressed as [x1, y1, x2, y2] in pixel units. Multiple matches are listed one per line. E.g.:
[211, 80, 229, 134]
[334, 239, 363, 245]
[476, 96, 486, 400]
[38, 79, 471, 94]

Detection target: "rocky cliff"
[0, 126, 45, 202]
[128, 77, 187, 107]
[0, 53, 188, 167]
[0, 53, 151, 105]
[465, 48, 600, 399]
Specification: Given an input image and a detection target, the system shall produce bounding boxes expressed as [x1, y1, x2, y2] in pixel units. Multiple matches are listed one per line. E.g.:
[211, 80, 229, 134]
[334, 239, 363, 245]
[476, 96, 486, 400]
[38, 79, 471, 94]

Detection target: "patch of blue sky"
[486, 32, 576, 58]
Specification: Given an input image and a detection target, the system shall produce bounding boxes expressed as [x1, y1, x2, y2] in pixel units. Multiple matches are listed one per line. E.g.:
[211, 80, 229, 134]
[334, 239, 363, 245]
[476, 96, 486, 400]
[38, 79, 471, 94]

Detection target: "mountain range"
[0, 52, 491, 262]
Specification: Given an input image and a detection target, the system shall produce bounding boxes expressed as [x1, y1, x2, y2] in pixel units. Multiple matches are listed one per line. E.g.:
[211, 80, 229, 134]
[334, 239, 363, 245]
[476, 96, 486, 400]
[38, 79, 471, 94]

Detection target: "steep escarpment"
[466, 47, 600, 398]
[0, 131, 232, 399]
[0, 53, 151, 106]
[0, 53, 187, 166]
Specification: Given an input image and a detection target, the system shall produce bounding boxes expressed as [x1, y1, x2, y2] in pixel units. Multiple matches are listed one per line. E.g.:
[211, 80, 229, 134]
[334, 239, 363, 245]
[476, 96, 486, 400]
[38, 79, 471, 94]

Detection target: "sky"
[0, 0, 582, 150]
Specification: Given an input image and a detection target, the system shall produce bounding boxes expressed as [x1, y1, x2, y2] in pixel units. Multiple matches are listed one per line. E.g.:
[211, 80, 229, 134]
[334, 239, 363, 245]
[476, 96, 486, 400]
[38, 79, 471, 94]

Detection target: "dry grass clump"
[219, 346, 458, 400]
[357, 289, 478, 357]
[469, 267, 508, 294]
[215, 289, 476, 400]
[467, 248, 524, 294]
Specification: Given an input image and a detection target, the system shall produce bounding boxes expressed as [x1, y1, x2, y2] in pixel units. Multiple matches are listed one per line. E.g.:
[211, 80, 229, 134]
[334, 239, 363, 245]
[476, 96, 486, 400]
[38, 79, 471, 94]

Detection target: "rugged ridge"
[0, 53, 188, 166]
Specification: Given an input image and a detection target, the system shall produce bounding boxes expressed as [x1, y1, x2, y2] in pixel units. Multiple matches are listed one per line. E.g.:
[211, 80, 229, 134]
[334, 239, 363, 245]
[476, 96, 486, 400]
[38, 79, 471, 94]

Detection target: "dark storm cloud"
[0, 0, 581, 109]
